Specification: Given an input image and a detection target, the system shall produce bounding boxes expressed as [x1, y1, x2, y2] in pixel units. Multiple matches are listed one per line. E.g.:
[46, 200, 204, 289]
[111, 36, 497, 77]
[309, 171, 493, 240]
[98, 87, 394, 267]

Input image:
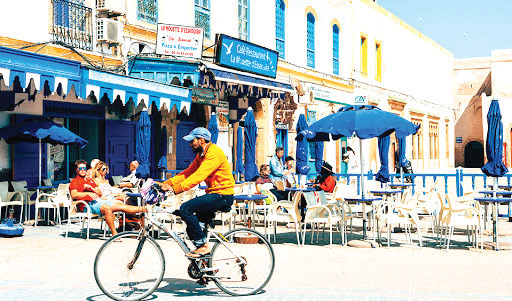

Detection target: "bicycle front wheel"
[210, 228, 275, 296]
[94, 231, 165, 301]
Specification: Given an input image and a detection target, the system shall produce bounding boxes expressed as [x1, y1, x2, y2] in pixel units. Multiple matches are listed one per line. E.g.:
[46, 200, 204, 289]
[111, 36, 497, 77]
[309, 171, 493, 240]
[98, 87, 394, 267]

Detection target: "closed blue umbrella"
[296, 114, 311, 176]
[314, 142, 324, 174]
[481, 99, 508, 248]
[136, 109, 151, 178]
[0, 117, 88, 185]
[157, 126, 168, 178]
[244, 107, 258, 181]
[236, 126, 245, 178]
[482, 99, 508, 177]
[397, 137, 410, 168]
[375, 135, 390, 183]
[207, 112, 219, 144]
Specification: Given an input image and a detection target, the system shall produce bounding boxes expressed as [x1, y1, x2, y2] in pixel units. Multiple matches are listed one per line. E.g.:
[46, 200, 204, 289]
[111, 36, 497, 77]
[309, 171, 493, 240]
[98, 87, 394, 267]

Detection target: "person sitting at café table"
[284, 156, 297, 188]
[115, 160, 139, 189]
[70, 160, 146, 237]
[86, 158, 100, 179]
[312, 161, 336, 193]
[91, 161, 126, 201]
[269, 147, 291, 184]
[256, 164, 290, 201]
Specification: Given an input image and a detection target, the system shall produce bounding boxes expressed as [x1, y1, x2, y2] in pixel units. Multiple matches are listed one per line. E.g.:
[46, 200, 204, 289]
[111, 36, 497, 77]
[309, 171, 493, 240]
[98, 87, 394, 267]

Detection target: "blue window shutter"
[333, 25, 339, 75]
[307, 13, 315, 68]
[275, 0, 285, 59]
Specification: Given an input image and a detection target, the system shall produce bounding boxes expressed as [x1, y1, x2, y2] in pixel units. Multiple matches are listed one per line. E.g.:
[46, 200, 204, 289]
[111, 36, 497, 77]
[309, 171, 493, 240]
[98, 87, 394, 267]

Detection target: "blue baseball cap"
[183, 127, 212, 141]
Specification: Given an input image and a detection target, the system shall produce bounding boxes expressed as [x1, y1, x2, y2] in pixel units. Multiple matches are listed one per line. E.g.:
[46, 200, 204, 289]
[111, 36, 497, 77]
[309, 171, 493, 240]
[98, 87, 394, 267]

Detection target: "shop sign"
[217, 101, 229, 130]
[191, 87, 219, 106]
[156, 23, 204, 59]
[303, 83, 352, 105]
[456, 137, 462, 143]
[353, 88, 369, 104]
[215, 34, 278, 78]
[275, 123, 289, 130]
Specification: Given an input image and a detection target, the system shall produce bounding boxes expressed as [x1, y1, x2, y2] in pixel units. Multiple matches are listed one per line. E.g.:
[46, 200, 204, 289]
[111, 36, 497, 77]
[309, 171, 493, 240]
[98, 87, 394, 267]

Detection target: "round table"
[234, 194, 268, 229]
[475, 197, 512, 251]
[370, 189, 402, 203]
[344, 196, 383, 240]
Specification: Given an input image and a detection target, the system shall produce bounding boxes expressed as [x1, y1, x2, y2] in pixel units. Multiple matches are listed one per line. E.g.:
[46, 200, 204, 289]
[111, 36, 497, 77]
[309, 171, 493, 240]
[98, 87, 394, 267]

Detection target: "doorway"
[464, 141, 484, 168]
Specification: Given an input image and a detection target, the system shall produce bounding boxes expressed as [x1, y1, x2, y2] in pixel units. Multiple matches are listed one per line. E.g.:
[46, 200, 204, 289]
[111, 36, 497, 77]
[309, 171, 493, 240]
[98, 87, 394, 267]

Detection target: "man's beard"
[192, 146, 203, 154]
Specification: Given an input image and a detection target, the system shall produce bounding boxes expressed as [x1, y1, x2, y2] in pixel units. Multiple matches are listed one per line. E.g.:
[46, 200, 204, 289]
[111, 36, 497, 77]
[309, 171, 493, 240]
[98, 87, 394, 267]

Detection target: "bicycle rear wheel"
[94, 231, 165, 301]
[210, 228, 275, 296]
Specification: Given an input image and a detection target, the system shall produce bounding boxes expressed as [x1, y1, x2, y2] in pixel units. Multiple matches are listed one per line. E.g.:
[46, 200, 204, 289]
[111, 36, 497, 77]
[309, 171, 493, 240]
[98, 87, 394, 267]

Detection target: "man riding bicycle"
[161, 127, 234, 258]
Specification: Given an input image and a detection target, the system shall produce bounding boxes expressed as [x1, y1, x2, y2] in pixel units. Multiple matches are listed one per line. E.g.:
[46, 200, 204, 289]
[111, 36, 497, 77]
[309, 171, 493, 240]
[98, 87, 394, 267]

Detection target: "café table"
[369, 189, 402, 203]
[125, 192, 143, 206]
[342, 196, 382, 241]
[234, 194, 268, 230]
[388, 183, 414, 189]
[485, 185, 512, 219]
[474, 197, 512, 250]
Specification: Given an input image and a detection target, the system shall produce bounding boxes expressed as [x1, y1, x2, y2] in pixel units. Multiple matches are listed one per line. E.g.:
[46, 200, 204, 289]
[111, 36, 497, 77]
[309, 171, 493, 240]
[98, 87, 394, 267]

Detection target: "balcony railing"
[51, 0, 93, 51]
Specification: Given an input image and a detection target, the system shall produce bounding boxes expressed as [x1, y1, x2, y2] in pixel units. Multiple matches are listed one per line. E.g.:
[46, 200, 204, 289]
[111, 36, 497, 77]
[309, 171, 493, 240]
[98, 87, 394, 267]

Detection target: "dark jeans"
[270, 189, 291, 201]
[179, 193, 234, 247]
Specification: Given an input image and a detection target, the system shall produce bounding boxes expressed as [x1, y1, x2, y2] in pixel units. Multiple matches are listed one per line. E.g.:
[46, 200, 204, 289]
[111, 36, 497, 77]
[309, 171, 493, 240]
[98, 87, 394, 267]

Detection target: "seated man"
[70, 160, 146, 236]
[284, 156, 297, 188]
[117, 160, 139, 189]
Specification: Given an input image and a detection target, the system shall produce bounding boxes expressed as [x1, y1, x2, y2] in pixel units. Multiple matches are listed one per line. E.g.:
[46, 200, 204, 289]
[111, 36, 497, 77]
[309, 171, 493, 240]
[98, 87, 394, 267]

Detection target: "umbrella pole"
[39, 139, 42, 186]
[360, 139, 364, 199]
[493, 177, 498, 248]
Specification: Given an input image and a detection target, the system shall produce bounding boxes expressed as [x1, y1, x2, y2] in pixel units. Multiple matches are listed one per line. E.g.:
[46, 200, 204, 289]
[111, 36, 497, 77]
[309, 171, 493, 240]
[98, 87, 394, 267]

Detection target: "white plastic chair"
[65, 200, 99, 240]
[375, 201, 423, 248]
[4, 181, 26, 223]
[266, 190, 302, 245]
[34, 189, 61, 227]
[301, 191, 342, 247]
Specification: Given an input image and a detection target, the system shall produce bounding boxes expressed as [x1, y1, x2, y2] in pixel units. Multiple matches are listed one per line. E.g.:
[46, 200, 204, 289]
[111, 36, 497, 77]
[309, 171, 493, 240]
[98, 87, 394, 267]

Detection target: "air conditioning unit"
[97, 18, 124, 44]
[97, 0, 125, 16]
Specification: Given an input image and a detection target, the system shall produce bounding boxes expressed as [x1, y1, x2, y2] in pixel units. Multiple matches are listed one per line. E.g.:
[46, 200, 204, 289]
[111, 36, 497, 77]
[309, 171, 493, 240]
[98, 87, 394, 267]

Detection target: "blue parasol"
[236, 126, 245, 178]
[0, 116, 88, 185]
[482, 99, 508, 177]
[375, 135, 390, 183]
[296, 114, 311, 176]
[314, 142, 324, 174]
[244, 108, 258, 181]
[136, 109, 151, 178]
[207, 112, 219, 144]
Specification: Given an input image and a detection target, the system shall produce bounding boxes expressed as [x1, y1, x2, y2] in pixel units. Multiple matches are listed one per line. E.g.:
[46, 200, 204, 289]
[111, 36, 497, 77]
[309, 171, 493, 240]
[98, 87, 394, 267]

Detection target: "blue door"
[105, 120, 136, 178]
[176, 121, 198, 170]
[13, 114, 47, 187]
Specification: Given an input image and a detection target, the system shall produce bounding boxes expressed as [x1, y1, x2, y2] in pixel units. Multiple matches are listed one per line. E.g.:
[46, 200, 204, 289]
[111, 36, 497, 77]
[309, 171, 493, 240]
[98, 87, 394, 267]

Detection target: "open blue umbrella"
[297, 105, 419, 197]
[296, 114, 311, 176]
[314, 142, 324, 174]
[244, 107, 258, 181]
[236, 126, 245, 179]
[136, 109, 151, 178]
[157, 126, 168, 178]
[375, 135, 390, 183]
[482, 99, 508, 178]
[207, 112, 219, 144]
[0, 117, 88, 185]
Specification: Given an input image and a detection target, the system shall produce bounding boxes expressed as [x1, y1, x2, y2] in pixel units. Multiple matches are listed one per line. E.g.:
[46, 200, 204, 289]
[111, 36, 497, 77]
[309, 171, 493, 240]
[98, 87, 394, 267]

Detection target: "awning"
[202, 62, 294, 93]
[82, 68, 192, 113]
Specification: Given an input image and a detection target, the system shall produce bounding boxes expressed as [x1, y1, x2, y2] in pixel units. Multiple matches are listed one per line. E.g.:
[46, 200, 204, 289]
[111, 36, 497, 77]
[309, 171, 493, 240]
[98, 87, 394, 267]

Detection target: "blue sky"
[378, 0, 512, 58]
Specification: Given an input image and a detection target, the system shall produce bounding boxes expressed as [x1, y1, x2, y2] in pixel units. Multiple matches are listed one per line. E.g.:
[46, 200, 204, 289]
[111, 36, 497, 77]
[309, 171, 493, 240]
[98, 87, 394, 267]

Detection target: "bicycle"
[93, 182, 275, 301]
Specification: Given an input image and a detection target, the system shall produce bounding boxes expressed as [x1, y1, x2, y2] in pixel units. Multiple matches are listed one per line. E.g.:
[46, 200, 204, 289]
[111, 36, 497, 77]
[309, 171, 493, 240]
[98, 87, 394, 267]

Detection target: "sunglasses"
[78, 167, 87, 171]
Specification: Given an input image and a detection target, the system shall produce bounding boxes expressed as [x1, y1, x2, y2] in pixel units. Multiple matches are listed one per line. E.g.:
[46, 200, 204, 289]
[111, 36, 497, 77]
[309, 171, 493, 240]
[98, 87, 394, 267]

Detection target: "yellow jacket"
[164, 142, 235, 195]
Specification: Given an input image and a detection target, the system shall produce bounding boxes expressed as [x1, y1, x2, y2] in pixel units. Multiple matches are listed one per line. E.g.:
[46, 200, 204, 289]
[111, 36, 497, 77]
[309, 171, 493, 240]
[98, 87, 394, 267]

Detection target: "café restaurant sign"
[215, 34, 278, 78]
[191, 87, 218, 106]
[156, 23, 204, 59]
[303, 83, 352, 105]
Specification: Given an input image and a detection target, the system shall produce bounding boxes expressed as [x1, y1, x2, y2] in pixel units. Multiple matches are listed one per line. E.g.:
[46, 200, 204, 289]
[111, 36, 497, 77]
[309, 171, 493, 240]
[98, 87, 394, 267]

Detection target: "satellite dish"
[291, 77, 305, 96]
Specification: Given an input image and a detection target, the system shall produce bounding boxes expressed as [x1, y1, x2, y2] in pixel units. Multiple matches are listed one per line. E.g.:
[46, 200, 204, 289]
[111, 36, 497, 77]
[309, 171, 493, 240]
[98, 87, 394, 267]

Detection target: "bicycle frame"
[143, 204, 247, 265]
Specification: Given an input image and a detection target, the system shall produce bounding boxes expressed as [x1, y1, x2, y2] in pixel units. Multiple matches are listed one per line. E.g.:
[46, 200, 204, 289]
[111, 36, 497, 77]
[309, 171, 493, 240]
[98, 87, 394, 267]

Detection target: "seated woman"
[92, 161, 126, 201]
[312, 161, 336, 193]
[255, 164, 289, 201]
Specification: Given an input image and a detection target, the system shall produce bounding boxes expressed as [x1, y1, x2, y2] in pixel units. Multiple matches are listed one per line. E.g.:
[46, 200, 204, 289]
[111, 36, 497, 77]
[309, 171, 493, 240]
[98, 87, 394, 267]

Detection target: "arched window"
[306, 13, 315, 68]
[333, 24, 339, 75]
[275, 0, 285, 59]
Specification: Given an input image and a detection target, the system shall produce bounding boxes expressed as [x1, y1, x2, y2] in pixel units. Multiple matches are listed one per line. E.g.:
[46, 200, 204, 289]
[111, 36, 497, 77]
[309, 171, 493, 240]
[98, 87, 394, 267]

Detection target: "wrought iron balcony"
[51, 0, 93, 51]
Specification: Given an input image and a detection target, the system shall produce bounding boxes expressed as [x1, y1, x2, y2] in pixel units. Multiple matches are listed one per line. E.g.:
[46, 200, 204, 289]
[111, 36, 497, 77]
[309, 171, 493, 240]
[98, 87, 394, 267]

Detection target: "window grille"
[275, 0, 285, 59]
[195, 0, 210, 39]
[51, 0, 92, 51]
[306, 13, 315, 68]
[333, 25, 339, 75]
[137, 0, 158, 24]
[238, 0, 249, 40]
